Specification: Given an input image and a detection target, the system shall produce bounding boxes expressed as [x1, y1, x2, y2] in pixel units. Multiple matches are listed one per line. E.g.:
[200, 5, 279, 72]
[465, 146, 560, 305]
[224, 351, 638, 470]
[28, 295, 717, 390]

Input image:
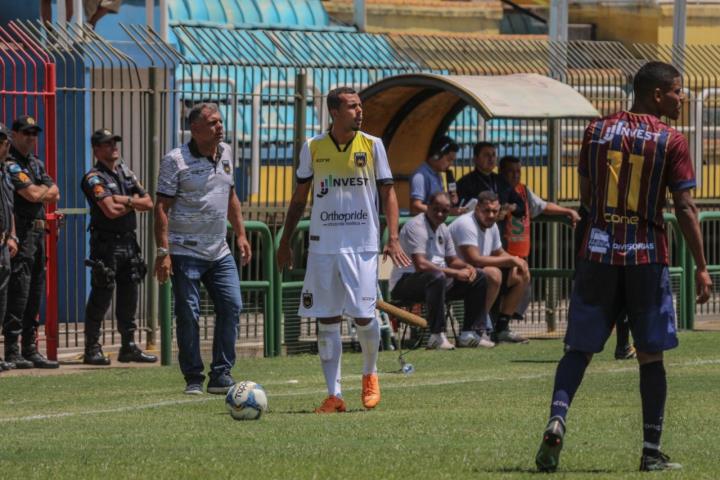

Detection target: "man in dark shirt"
[2, 115, 60, 369]
[457, 142, 525, 220]
[80, 129, 156, 365]
[0, 123, 19, 372]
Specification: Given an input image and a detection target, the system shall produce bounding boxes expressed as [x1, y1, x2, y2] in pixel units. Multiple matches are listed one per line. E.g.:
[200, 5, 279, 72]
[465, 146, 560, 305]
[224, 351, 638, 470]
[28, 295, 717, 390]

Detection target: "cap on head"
[91, 128, 122, 146]
[12, 115, 42, 133]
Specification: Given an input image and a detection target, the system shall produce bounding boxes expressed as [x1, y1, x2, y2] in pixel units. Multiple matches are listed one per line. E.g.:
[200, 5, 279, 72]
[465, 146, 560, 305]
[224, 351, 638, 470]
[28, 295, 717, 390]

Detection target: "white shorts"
[298, 252, 378, 319]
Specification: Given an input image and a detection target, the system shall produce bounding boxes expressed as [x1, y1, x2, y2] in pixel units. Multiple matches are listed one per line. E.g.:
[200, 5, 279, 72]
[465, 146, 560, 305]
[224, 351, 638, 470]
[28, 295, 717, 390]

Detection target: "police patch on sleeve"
[87, 175, 102, 186]
[7, 163, 21, 174]
[93, 184, 106, 199]
[18, 172, 30, 183]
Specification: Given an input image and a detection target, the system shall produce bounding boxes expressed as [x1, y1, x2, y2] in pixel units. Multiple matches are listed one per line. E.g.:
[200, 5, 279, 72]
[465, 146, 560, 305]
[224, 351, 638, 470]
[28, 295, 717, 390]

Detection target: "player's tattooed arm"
[277, 182, 311, 270]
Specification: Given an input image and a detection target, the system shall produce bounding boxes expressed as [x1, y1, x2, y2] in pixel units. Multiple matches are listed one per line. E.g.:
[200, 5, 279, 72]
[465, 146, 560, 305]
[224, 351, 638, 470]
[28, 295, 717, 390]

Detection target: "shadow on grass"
[476, 466, 616, 474]
[510, 359, 559, 364]
[271, 408, 367, 415]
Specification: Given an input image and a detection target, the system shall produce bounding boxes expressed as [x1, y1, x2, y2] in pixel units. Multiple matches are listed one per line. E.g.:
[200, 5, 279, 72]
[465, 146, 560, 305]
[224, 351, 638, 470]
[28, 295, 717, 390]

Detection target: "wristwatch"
[126, 197, 133, 208]
[156, 247, 170, 257]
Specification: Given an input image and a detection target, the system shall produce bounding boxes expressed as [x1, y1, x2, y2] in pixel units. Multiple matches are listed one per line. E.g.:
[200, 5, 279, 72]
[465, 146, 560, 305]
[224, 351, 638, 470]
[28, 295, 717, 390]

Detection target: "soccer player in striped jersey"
[535, 61, 712, 472]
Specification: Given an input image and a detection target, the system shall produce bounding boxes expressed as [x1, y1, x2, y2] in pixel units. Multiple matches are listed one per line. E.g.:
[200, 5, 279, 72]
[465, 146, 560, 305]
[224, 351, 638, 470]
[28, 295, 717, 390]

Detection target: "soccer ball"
[225, 381, 268, 420]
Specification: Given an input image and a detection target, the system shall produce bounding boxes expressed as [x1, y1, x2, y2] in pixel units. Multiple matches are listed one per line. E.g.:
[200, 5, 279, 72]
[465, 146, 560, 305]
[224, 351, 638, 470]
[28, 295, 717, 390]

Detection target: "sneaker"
[614, 344, 637, 360]
[362, 373, 381, 409]
[457, 331, 481, 348]
[639, 450, 682, 471]
[535, 416, 565, 472]
[426, 333, 455, 350]
[184, 383, 204, 395]
[477, 332, 496, 348]
[207, 374, 235, 394]
[314, 395, 346, 414]
[495, 328, 529, 344]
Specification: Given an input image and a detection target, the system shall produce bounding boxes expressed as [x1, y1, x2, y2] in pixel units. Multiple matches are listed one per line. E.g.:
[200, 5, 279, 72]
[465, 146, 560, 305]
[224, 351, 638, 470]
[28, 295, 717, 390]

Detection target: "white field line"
[1, 358, 718, 424]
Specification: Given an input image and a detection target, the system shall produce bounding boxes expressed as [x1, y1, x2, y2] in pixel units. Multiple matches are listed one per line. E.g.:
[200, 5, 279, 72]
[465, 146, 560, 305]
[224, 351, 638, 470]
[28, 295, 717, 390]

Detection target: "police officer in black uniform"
[2, 115, 60, 369]
[0, 123, 19, 372]
[81, 128, 156, 365]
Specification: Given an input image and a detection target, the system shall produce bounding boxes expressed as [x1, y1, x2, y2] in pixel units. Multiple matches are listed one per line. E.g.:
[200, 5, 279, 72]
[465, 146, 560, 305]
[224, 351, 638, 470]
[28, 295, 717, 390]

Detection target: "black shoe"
[0, 358, 10, 371]
[22, 350, 59, 369]
[535, 416, 565, 472]
[640, 450, 682, 471]
[83, 348, 111, 366]
[5, 352, 34, 369]
[614, 344, 637, 360]
[117, 343, 157, 363]
[207, 373, 235, 394]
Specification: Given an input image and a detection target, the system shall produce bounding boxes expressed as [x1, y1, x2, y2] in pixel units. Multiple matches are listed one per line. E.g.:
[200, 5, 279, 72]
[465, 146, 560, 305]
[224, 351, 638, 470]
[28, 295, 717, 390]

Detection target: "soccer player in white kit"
[277, 86, 410, 413]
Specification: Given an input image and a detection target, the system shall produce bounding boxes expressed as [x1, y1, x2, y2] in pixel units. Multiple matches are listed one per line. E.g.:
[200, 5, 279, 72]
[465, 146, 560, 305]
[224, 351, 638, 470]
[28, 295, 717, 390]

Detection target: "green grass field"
[1, 332, 719, 479]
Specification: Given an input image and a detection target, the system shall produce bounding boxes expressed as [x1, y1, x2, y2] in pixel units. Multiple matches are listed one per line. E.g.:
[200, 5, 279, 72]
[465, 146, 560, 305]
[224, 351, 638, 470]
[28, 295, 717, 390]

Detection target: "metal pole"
[145, 67, 159, 348]
[159, 0, 169, 42]
[549, 0, 568, 42]
[545, 119, 562, 332]
[58, 0, 67, 27]
[293, 72, 308, 189]
[146, 0, 154, 28]
[672, 0, 687, 74]
[73, 0, 83, 25]
[160, 281, 172, 365]
[354, 0, 367, 32]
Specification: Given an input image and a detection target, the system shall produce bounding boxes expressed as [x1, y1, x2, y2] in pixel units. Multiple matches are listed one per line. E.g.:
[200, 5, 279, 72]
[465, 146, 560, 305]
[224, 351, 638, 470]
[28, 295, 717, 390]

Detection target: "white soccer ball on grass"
[225, 381, 268, 420]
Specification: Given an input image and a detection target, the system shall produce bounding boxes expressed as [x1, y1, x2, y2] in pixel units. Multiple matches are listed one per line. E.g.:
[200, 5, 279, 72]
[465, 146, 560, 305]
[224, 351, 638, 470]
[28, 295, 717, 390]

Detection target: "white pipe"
[57, 0, 67, 27]
[73, 0, 83, 25]
[672, 0, 687, 74]
[354, 0, 366, 32]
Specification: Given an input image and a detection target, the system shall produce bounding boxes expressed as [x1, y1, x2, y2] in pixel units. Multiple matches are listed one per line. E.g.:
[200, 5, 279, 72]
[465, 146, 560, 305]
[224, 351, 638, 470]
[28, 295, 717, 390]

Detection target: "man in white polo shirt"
[154, 103, 252, 395]
[449, 190, 531, 344]
[390, 191, 490, 349]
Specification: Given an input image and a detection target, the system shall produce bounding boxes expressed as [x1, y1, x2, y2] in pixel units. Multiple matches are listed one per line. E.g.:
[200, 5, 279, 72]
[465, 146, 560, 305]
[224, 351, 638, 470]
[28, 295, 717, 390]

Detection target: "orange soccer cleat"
[362, 373, 381, 409]
[314, 395, 347, 413]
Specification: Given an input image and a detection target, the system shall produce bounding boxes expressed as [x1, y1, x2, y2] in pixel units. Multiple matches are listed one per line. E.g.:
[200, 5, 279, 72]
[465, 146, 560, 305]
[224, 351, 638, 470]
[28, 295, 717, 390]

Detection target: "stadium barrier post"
[160, 280, 172, 365]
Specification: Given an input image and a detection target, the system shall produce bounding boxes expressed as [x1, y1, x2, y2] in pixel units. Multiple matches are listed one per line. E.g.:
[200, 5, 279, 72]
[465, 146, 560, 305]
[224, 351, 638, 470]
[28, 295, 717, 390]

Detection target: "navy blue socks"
[549, 350, 590, 421]
[640, 361, 666, 453]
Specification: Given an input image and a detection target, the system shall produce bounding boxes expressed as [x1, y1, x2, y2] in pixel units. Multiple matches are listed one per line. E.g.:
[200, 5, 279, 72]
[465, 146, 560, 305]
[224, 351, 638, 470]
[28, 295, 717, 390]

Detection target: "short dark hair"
[633, 61, 681, 99]
[430, 135, 459, 159]
[327, 87, 357, 111]
[428, 191, 450, 205]
[477, 190, 499, 204]
[473, 141, 495, 157]
[499, 155, 521, 172]
[188, 102, 219, 125]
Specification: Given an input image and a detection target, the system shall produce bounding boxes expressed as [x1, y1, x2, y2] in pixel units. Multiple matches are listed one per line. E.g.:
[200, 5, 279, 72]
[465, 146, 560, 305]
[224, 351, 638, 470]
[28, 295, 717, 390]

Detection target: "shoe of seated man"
[458, 331, 494, 348]
[639, 450, 682, 471]
[496, 328, 529, 344]
[426, 332, 455, 350]
[535, 416, 565, 472]
[478, 332, 496, 348]
[314, 395, 347, 413]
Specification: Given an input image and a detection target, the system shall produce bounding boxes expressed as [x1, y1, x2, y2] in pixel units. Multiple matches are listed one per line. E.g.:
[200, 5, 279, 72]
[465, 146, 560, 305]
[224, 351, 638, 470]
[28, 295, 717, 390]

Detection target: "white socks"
[317, 322, 342, 397]
[355, 318, 380, 375]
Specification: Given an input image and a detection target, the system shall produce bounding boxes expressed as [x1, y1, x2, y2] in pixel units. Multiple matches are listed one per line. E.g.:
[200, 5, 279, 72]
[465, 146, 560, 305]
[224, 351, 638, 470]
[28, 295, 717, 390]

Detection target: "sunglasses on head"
[21, 129, 40, 137]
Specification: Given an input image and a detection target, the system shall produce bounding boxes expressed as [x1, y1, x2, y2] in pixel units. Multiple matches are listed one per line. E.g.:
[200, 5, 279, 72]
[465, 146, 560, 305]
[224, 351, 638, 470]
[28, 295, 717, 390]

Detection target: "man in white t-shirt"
[390, 192, 491, 349]
[449, 191, 531, 344]
[277, 87, 410, 414]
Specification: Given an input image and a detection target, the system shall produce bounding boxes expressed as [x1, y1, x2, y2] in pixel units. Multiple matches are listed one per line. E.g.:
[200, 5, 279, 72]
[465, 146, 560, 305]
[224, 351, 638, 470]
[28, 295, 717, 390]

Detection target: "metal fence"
[2, 22, 718, 359]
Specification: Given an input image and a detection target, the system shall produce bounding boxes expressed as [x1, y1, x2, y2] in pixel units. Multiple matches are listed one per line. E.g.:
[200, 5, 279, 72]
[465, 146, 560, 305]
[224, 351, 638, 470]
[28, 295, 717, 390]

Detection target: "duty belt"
[90, 229, 137, 241]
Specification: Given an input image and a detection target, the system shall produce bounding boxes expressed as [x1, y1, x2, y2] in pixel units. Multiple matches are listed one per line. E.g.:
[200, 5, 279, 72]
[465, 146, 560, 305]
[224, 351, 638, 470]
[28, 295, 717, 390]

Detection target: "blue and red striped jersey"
[577, 111, 695, 266]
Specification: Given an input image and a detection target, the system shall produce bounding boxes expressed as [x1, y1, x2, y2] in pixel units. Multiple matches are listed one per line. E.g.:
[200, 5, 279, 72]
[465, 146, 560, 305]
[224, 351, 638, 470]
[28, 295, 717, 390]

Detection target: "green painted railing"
[273, 220, 311, 355]
[159, 220, 276, 365]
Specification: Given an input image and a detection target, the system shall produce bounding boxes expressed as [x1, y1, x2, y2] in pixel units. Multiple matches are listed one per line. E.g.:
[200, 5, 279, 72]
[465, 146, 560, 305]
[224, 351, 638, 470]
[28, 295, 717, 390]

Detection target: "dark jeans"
[391, 269, 487, 334]
[84, 234, 144, 349]
[3, 227, 45, 348]
[171, 254, 242, 384]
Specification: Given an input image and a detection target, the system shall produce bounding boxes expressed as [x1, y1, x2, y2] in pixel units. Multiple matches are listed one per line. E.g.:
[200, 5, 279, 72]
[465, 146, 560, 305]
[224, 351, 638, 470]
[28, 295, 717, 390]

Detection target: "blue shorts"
[564, 260, 678, 354]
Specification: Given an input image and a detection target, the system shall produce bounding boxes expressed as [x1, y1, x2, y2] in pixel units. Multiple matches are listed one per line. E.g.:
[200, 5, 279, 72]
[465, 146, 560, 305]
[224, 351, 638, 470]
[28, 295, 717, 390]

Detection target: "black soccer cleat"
[535, 416, 565, 473]
[640, 450, 682, 471]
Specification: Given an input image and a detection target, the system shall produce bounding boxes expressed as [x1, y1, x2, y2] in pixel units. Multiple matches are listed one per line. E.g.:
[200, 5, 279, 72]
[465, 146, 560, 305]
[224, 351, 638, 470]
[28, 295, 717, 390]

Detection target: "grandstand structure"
[0, 0, 718, 360]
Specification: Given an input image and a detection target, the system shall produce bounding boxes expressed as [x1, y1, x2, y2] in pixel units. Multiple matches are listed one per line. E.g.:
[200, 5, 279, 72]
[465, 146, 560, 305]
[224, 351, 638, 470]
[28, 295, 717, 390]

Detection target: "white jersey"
[296, 131, 393, 254]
